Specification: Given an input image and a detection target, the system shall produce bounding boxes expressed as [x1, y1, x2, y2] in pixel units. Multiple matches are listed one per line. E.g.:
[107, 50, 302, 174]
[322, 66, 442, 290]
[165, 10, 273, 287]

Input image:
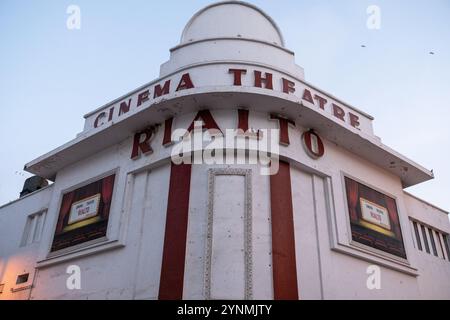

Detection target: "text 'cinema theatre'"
[1, 1, 450, 300]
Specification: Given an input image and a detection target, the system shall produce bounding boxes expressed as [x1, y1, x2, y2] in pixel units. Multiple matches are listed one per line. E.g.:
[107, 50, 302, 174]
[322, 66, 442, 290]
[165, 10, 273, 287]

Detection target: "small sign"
[360, 198, 391, 230]
[68, 194, 101, 225]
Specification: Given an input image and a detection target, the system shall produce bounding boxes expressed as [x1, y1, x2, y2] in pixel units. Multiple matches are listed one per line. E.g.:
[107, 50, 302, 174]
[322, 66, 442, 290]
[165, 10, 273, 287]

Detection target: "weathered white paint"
[0, 1, 449, 300]
[209, 174, 246, 299]
[291, 168, 324, 299]
[1, 110, 449, 299]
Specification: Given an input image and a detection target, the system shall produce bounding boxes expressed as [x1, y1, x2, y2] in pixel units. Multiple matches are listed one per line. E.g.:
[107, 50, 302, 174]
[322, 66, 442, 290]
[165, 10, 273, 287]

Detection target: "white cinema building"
[1, 1, 449, 300]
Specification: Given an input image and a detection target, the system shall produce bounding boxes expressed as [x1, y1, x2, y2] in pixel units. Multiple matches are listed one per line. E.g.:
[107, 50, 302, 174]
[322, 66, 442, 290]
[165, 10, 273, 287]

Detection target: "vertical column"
[270, 161, 299, 300]
[208, 174, 247, 300]
[158, 163, 192, 300]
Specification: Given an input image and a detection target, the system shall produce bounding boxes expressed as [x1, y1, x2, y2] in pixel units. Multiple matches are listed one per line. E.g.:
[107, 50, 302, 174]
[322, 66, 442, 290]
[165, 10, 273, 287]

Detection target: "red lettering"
[314, 94, 327, 110]
[187, 110, 222, 133]
[270, 114, 295, 146]
[176, 73, 194, 91]
[163, 117, 173, 146]
[302, 89, 314, 104]
[371, 212, 381, 222]
[131, 128, 154, 159]
[238, 109, 249, 132]
[137, 90, 150, 107]
[119, 99, 132, 116]
[94, 112, 106, 128]
[333, 104, 345, 121]
[303, 130, 325, 158]
[154, 80, 171, 98]
[229, 69, 247, 86]
[254, 71, 273, 90]
[282, 78, 296, 94]
[108, 107, 114, 121]
[349, 113, 360, 129]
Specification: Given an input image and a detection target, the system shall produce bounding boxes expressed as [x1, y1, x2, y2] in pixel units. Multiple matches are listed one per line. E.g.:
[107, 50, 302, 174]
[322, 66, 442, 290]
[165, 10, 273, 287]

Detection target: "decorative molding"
[204, 168, 253, 300]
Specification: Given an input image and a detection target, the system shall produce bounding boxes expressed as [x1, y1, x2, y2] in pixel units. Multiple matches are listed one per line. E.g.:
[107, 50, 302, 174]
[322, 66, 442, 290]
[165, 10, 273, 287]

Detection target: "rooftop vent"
[20, 176, 48, 198]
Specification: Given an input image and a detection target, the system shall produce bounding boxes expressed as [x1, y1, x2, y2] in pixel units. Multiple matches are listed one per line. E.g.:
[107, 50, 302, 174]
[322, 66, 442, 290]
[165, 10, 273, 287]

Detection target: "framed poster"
[344, 176, 406, 259]
[51, 174, 115, 252]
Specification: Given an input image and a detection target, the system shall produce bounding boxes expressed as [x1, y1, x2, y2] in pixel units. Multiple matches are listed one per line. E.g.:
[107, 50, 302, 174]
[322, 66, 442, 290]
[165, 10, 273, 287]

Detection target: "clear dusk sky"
[1, 0, 449, 211]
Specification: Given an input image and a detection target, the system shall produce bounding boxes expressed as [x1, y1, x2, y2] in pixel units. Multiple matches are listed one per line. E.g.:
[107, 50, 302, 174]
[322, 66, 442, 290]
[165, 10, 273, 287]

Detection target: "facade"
[1, 1, 450, 300]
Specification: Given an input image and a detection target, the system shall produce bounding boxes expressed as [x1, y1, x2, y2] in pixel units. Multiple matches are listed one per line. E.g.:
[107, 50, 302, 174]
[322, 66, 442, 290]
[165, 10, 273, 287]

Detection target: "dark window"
[436, 231, 446, 260]
[443, 234, 450, 261]
[421, 224, 430, 253]
[0, 283, 4, 294]
[428, 228, 438, 256]
[16, 273, 29, 285]
[413, 221, 422, 251]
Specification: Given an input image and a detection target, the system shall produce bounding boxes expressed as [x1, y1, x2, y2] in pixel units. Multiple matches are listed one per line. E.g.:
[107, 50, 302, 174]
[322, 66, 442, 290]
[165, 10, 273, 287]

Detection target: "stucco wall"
[0, 186, 53, 300]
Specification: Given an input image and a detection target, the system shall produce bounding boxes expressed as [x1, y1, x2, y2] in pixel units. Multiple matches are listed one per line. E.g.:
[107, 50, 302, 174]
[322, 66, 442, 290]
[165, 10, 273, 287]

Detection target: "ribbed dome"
[180, 1, 285, 47]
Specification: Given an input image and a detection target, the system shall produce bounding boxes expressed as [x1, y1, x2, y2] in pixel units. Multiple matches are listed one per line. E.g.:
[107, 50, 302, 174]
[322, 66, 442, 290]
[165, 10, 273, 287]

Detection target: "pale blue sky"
[1, 0, 449, 211]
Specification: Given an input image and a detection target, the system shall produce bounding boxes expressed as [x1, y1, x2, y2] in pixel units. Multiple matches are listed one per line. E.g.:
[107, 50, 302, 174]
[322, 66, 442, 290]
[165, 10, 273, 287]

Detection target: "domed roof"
[180, 1, 285, 47]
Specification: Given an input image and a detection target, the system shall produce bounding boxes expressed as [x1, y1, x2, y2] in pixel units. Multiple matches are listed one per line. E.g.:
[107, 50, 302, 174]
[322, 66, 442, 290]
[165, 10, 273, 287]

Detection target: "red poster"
[345, 177, 406, 259]
[51, 174, 115, 252]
